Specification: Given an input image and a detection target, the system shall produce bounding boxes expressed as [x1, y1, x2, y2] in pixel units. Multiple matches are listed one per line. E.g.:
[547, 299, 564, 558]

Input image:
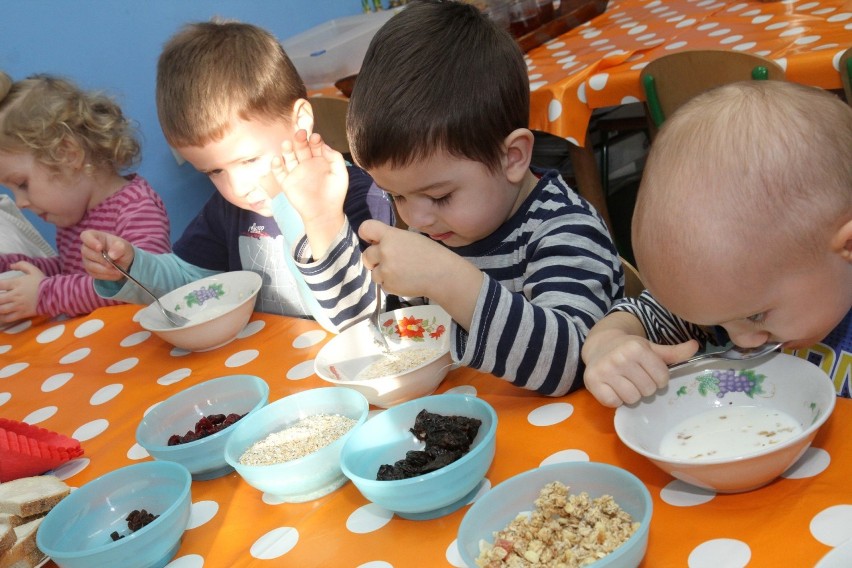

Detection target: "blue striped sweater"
[296, 170, 624, 396]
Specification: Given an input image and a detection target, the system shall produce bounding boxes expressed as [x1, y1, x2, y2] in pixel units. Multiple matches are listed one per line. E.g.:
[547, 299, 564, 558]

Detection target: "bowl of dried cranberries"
[136, 374, 269, 480]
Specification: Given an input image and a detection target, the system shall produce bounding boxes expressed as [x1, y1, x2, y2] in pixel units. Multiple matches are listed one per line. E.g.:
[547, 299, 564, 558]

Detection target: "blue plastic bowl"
[457, 462, 653, 568]
[36, 461, 192, 568]
[136, 375, 269, 480]
[340, 393, 497, 520]
[224, 387, 369, 502]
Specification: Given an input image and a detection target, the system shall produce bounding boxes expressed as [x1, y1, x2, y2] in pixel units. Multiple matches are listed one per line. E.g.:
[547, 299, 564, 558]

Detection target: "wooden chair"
[840, 46, 852, 106]
[640, 49, 785, 131]
[620, 256, 644, 299]
[308, 96, 351, 157]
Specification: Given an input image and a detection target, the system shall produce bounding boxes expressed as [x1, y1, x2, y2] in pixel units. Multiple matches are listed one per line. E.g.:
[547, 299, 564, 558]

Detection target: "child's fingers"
[291, 129, 314, 163]
[357, 219, 391, 245]
[280, 139, 299, 173]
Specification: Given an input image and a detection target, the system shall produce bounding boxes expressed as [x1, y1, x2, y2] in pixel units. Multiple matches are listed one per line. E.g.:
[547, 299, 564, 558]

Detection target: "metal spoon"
[100, 250, 190, 328]
[369, 282, 392, 354]
[668, 341, 782, 371]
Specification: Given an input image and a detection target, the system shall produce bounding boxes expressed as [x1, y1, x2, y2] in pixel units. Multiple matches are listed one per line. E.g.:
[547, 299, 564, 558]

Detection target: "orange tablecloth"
[3, 305, 852, 567]
[527, 0, 852, 145]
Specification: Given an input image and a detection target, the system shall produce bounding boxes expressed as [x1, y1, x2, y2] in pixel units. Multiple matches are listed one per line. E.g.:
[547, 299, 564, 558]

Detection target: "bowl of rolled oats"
[224, 387, 369, 503]
[457, 462, 652, 568]
[314, 304, 453, 408]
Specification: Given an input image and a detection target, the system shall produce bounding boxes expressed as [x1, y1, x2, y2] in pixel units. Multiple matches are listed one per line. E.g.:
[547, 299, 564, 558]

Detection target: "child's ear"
[293, 98, 315, 134]
[57, 137, 85, 171]
[502, 128, 535, 183]
[832, 216, 852, 262]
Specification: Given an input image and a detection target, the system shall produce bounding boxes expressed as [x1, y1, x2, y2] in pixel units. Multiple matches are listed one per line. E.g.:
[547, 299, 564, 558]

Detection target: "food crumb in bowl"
[239, 414, 356, 466]
[356, 347, 443, 380]
[476, 481, 638, 567]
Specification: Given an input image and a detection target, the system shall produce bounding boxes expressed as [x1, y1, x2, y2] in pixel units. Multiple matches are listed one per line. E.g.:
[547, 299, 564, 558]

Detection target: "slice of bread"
[0, 517, 45, 568]
[0, 523, 14, 557]
[0, 476, 69, 518]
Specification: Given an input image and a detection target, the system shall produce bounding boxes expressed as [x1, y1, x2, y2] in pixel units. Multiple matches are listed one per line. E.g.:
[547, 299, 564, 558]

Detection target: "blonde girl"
[0, 72, 171, 322]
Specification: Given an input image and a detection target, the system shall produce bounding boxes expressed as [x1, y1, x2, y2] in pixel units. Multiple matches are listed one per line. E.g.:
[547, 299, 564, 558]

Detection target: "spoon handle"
[101, 252, 158, 303]
[667, 352, 715, 371]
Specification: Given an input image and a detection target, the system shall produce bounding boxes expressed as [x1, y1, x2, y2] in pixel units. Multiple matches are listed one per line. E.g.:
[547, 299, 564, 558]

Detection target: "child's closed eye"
[431, 194, 451, 206]
[746, 312, 766, 324]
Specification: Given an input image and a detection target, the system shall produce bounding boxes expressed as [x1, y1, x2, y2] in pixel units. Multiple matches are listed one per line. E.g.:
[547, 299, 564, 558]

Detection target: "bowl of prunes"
[339, 393, 497, 520]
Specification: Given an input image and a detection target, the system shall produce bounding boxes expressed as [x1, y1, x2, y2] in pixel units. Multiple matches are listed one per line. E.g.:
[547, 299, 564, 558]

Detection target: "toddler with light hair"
[582, 80, 852, 406]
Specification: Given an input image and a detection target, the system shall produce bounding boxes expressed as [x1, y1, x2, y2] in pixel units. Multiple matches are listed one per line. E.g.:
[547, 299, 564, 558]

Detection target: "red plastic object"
[0, 419, 84, 482]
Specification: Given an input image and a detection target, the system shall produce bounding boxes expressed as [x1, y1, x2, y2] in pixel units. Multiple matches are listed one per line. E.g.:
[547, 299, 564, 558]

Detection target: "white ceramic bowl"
[314, 304, 453, 407]
[137, 271, 261, 352]
[340, 393, 497, 520]
[457, 462, 652, 568]
[614, 353, 836, 493]
[224, 387, 370, 503]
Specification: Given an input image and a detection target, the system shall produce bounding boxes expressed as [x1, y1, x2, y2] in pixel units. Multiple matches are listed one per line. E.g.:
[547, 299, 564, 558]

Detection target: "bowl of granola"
[314, 304, 453, 408]
[457, 462, 652, 568]
[614, 353, 836, 493]
[340, 393, 497, 520]
[137, 270, 261, 352]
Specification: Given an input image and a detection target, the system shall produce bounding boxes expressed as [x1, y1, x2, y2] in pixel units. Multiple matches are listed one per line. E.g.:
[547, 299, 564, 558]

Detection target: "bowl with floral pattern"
[137, 271, 261, 352]
[314, 304, 453, 408]
[614, 352, 836, 493]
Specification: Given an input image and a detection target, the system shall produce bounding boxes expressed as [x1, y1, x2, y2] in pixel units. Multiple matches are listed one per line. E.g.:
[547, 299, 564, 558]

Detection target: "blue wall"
[0, 0, 364, 248]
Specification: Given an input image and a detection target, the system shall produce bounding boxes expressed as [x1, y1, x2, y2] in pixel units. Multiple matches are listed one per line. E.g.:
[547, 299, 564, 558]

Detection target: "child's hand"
[359, 220, 483, 330]
[80, 230, 135, 281]
[0, 261, 44, 322]
[583, 331, 699, 407]
[271, 130, 348, 256]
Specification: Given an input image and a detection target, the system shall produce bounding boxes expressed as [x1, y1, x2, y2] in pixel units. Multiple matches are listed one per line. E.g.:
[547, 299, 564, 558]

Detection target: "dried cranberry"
[166, 411, 246, 445]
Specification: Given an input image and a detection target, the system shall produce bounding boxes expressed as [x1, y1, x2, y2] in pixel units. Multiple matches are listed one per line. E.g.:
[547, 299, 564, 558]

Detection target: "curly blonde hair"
[0, 71, 140, 174]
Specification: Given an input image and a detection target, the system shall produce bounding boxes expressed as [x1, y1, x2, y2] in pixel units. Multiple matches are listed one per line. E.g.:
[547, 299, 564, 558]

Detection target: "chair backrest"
[620, 256, 644, 299]
[308, 96, 350, 156]
[840, 46, 852, 106]
[640, 49, 785, 129]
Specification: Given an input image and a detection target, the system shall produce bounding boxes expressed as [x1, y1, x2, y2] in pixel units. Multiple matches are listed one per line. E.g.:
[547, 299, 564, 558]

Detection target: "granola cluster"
[476, 481, 639, 567]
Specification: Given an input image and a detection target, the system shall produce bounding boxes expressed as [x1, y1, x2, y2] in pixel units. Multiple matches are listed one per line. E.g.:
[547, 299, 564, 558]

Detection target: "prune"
[167, 412, 245, 445]
[376, 410, 482, 481]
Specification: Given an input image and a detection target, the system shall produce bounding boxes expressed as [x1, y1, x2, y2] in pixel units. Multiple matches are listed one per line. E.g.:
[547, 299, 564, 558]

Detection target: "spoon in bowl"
[369, 282, 392, 355]
[668, 341, 782, 371]
[100, 250, 190, 328]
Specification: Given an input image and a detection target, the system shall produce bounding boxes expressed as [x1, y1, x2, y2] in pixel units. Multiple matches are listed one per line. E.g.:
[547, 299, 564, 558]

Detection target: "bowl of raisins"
[37, 461, 192, 568]
[136, 374, 269, 480]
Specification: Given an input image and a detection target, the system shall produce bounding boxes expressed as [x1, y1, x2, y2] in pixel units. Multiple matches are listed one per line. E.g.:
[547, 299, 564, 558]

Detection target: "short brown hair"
[347, 0, 530, 172]
[156, 19, 307, 148]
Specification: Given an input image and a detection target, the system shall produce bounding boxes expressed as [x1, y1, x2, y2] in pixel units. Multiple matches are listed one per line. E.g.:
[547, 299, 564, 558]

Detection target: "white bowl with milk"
[614, 352, 835, 493]
[137, 270, 261, 352]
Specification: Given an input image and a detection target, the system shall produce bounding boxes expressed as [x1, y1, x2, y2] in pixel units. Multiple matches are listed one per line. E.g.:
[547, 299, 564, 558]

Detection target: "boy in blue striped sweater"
[274, 0, 623, 396]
